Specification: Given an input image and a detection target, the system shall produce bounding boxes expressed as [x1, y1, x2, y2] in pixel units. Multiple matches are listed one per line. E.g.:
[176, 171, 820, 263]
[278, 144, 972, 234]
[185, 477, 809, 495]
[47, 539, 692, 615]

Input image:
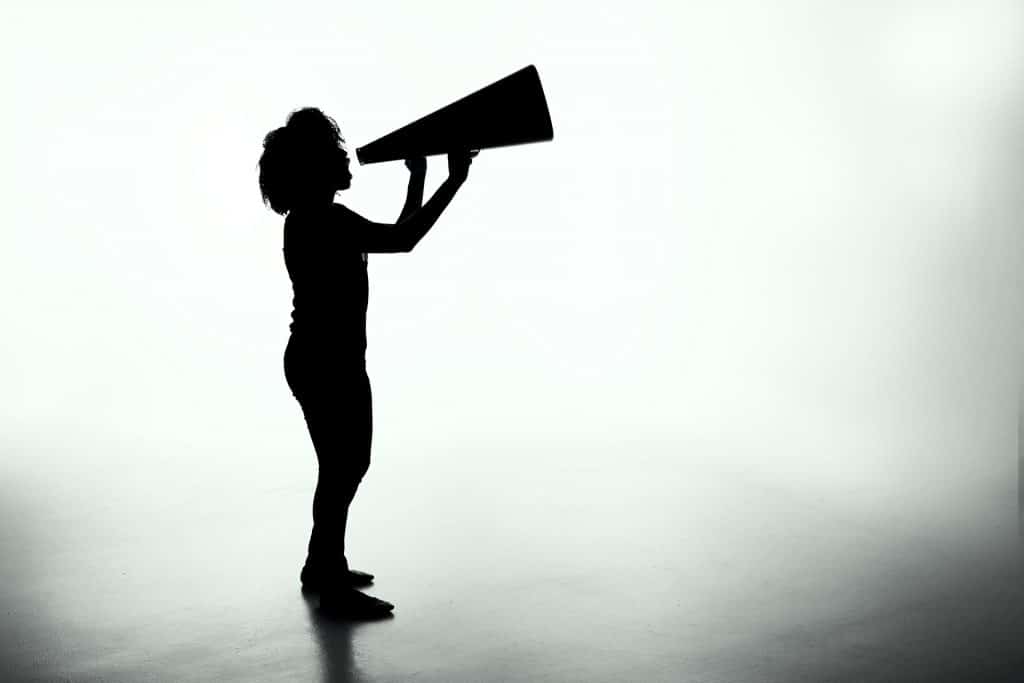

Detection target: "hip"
[285, 335, 367, 384]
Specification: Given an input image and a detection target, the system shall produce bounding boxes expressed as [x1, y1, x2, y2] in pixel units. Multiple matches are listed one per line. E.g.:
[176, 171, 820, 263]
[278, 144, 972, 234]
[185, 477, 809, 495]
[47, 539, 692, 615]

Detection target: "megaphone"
[355, 65, 554, 164]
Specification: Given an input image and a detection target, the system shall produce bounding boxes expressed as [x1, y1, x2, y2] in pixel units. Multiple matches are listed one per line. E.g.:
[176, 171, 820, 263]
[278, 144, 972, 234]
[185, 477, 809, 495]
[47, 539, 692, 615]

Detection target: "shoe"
[346, 569, 375, 587]
[301, 565, 375, 591]
[318, 587, 395, 619]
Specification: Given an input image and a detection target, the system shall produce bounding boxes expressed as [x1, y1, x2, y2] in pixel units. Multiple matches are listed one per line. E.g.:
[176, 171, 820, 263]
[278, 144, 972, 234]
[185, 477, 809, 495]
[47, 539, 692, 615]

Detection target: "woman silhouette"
[259, 108, 474, 618]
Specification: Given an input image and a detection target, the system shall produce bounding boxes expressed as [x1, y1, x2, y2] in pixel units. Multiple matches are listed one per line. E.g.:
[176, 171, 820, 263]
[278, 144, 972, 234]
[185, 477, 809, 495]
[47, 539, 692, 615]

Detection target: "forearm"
[397, 172, 425, 223]
[397, 178, 464, 250]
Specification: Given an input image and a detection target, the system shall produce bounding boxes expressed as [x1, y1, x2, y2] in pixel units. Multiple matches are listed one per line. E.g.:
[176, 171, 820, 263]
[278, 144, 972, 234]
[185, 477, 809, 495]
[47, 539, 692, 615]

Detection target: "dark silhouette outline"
[259, 107, 474, 619]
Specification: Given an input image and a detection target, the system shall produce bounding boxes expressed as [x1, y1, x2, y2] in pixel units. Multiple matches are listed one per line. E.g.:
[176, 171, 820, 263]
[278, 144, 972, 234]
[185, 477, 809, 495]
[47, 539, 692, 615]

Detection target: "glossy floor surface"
[2, 434, 1023, 682]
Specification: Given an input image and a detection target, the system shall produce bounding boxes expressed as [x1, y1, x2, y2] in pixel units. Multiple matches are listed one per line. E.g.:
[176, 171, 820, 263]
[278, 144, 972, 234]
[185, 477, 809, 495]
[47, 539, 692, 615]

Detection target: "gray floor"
[2, 434, 1023, 682]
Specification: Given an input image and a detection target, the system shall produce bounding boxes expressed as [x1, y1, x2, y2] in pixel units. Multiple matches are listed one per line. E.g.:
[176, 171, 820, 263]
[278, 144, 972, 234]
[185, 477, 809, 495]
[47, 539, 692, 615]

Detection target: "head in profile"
[259, 107, 352, 215]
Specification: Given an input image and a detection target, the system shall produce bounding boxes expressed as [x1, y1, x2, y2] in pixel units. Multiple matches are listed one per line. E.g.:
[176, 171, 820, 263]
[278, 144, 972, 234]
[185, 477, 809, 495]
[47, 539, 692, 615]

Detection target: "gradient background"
[2, 1, 1024, 679]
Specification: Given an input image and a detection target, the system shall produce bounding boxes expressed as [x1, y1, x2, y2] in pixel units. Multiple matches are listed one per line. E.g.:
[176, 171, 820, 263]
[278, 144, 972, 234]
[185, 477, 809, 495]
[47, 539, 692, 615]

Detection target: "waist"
[287, 331, 365, 355]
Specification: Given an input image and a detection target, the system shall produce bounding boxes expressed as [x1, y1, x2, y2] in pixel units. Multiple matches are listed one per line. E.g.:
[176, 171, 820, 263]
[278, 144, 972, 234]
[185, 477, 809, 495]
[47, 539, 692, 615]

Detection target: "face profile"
[337, 149, 352, 192]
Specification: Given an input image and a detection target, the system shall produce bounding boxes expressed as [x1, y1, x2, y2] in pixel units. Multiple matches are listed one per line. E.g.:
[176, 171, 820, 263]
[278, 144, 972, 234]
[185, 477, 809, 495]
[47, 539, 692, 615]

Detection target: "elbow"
[396, 227, 418, 253]
[392, 222, 415, 252]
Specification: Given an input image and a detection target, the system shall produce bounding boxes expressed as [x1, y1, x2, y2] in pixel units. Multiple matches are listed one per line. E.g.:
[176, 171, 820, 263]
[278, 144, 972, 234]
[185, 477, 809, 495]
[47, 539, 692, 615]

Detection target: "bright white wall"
[3, 1, 1023, 520]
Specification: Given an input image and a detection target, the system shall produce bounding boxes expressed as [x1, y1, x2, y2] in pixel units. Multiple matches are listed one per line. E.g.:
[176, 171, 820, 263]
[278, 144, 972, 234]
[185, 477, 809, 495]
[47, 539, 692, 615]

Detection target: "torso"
[283, 204, 368, 356]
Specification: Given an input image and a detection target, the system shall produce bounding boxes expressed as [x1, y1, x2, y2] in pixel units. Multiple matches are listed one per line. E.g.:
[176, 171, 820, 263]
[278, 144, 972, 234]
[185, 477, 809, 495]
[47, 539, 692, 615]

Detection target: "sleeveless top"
[283, 203, 368, 356]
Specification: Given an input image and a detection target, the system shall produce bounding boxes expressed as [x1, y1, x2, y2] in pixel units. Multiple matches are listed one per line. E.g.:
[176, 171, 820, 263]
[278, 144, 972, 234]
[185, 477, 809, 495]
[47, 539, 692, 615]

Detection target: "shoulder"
[283, 207, 324, 252]
[329, 203, 368, 225]
[288, 203, 364, 227]
[285, 204, 367, 251]
[284, 204, 338, 238]
[286, 204, 325, 226]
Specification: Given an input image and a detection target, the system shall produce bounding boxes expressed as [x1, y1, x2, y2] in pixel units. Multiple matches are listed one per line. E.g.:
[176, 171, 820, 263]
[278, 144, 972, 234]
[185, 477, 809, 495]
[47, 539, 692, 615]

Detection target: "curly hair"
[258, 107, 351, 215]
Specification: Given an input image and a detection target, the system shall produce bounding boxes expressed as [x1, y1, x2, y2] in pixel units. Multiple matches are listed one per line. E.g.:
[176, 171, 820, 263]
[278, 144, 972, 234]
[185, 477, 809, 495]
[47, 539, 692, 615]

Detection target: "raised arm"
[397, 157, 426, 223]
[333, 151, 475, 253]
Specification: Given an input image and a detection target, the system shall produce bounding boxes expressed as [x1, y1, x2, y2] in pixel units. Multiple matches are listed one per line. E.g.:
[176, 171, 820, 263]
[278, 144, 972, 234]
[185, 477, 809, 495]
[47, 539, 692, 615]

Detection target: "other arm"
[397, 157, 426, 223]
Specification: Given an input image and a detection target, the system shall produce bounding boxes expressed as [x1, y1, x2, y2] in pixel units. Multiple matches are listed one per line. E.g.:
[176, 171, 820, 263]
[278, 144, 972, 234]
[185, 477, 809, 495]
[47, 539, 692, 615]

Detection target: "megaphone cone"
[356, 65, 554, 164]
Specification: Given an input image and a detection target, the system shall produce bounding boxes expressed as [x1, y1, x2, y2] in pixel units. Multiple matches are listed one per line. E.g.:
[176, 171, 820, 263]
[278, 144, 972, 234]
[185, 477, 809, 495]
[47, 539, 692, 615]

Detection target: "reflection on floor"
[2, 435, 1022, 682]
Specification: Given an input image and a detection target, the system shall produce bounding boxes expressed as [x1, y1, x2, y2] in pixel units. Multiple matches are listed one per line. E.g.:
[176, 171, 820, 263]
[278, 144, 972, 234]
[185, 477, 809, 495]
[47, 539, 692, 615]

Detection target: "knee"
[352, 453, 370, 482]
[319, 454, 370, 486]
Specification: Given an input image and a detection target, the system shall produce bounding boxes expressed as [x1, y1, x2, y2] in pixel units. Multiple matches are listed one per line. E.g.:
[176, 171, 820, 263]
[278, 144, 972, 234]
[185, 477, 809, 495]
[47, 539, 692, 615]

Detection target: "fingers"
[446, 149, 476, 181]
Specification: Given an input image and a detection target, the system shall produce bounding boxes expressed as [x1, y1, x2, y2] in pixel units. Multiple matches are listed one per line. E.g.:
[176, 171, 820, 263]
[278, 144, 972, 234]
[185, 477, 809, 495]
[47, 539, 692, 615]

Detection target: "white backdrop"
[3, 1, 1023, 529]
